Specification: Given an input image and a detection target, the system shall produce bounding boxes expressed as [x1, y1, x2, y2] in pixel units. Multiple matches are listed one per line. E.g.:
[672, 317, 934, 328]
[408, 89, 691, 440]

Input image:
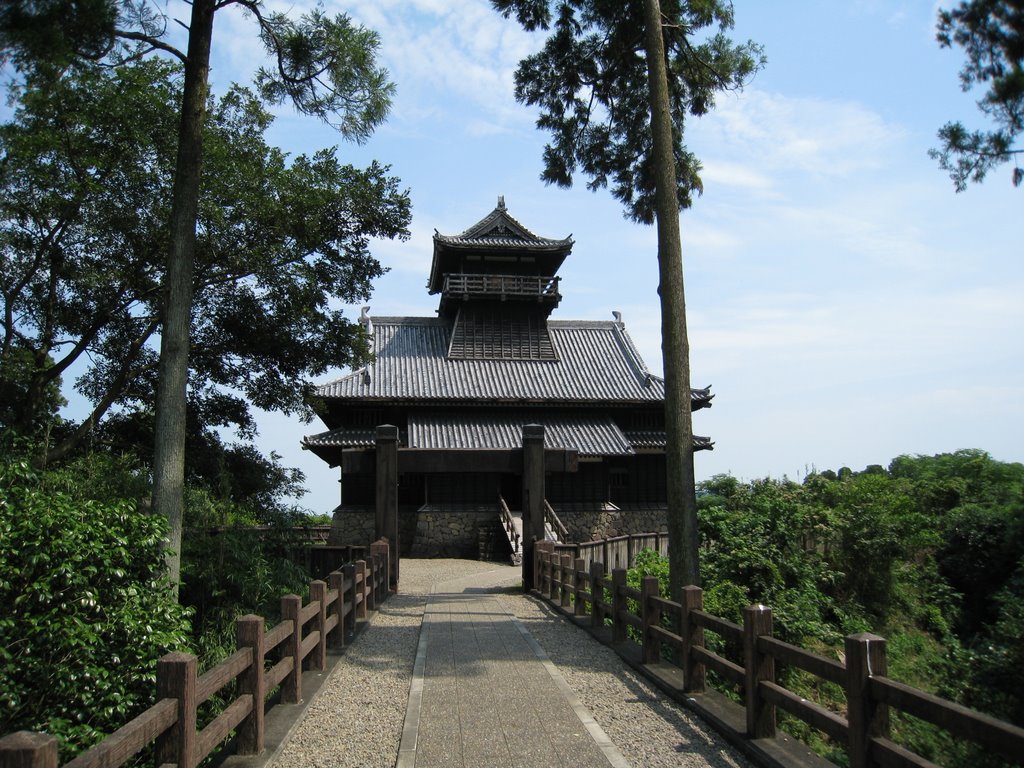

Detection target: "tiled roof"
[303, 414, 713, 457]
[434, 198, 573, 251]
[314, 317, 713, 407]
[408, 411, 633, 456]
[624, 430, 715, 452]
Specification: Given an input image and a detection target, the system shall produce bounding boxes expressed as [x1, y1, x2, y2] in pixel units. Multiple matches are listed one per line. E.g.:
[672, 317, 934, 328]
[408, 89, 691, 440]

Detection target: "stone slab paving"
[397, 573, 628, 768]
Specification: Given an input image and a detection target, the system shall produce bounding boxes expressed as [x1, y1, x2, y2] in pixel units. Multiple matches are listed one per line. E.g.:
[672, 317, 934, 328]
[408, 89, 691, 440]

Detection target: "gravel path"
[266, 559, 751, 768]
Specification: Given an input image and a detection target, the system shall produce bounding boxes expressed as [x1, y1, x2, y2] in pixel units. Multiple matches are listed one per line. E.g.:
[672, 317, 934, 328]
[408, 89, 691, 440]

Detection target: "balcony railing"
[443, 273, 561, 302]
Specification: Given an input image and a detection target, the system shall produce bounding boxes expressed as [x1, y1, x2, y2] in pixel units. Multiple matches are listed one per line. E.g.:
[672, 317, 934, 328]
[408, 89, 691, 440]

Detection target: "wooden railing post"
[156, 652, 198, 768]
[743, 605, 776, 738]
[574, 557, 587, 616]
[371, 539, 390, 600]
[309, 580, 327, 671]
[328, 570, 345, 649]
[611, 568, 627, 643]
[681, 586, 706, 692]
[590, 560, 605, 628]
[355, 560, 368, 618]
[343, 563, 357, 634]
[641, 575, 662, 664]
[0, 732, 58, 768]
[560, 554, 573, 609]
[280, 594, 302, 704]
[548, 547, 559, 601]
[236, 615, 265, 755]
[846, 633, 889, 768]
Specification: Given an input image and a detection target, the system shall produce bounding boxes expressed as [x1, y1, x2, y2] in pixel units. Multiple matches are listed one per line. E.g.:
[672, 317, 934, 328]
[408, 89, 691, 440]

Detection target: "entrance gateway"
[301, 197, 714, 562]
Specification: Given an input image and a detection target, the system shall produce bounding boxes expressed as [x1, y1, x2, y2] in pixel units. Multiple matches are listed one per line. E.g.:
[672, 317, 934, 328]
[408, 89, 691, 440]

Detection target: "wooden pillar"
[681, 585, 705, 692]
[590, 560, 605, 628]
[309, 580, 327, 671]
[328, 571, 345, 649]
[521, 424, 545, 590]
[375, 425, 399, 588]
[743, 605, 776, 738]
[846, 632, 889, 768]
[642, 575, 662, 664]
[342, 563, 357, 635]
[574, 557, 587, 616]
[0, 732, 58, 768]
[236, 615, 265, 755]
[354, 560, 367, 618]
[156, 652, 198, 768]
[280, 594, 302, 704]
[560, 553, 573, 608]
[611, 568, 628, 644]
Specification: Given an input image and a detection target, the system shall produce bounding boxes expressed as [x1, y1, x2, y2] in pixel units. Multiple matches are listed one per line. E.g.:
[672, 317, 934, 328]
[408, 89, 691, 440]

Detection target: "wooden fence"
[0, 540, 391, 768]
[554, 531, 669, 570]
[533, 539, 1024, 768]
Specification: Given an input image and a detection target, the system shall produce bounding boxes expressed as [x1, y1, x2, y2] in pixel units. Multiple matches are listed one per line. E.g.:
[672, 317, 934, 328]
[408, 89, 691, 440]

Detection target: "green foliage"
[930, 1, 1024, 189]
[0, 57, 410, 464]
[0, 454, 190, 760]
[627, 450, 1024, 765]
[492, 0, 765, 223]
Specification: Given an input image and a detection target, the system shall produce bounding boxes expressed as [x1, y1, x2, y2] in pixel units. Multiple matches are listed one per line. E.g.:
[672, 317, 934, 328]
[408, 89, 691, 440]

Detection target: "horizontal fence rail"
[0, 539, 392, 768]
[531, 538, 1024, 768]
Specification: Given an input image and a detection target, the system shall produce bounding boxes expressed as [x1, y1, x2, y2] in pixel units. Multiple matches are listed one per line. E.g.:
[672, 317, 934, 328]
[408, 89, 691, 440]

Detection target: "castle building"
[303, 198, 712, 558]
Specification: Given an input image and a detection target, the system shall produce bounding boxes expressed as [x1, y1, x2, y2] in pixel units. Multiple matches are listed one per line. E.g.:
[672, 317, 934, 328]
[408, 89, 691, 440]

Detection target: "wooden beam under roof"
[341, 447, 578, 475]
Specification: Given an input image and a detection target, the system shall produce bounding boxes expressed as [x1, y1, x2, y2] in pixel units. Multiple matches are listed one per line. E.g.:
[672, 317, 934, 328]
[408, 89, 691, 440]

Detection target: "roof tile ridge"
[368, 315, 444, 325]
[609, 313, 656, 387]
[548, 318, 618, 328]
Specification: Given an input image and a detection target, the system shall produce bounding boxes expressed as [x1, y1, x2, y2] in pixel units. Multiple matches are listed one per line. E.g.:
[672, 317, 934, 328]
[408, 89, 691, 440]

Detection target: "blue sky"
[199, 1, 1022, 513]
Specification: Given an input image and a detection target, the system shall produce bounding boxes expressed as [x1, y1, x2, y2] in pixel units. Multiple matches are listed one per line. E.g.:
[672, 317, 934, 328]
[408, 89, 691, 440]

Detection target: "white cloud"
[698, 89, 906, 179]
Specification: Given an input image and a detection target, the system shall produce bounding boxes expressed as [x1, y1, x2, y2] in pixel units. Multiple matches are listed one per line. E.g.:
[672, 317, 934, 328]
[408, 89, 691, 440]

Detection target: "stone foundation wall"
[410, 510, 498, 558]
[328, 507, 374, 547]
[564, 507, 668, 543]
[331, 505, 668, 557]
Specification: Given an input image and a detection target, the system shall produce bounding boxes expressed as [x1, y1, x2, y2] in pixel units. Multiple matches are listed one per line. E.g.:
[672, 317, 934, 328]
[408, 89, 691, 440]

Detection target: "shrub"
[0, 457, 190, 761]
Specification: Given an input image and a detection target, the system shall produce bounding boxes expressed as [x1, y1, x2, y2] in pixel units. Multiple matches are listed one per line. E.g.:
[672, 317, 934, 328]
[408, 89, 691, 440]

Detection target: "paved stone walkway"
[396, 571, 628, 768]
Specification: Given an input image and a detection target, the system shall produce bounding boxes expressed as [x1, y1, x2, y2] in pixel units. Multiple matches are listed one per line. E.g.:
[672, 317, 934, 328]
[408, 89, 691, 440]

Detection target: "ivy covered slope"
[633, 448, 1024, 766]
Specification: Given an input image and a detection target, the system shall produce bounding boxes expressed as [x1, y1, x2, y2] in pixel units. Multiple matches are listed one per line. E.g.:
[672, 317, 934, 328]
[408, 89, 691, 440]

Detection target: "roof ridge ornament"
[497, 195, 506, 210]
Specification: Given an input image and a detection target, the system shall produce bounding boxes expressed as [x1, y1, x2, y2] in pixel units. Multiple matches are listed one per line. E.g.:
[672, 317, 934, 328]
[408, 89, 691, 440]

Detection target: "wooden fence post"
[280, 594, 302, 704]
[560, 554, 573, 609]
[743, 605, 776, 738]
[309, 580, 327, 672]
[548, 546, 558, 601]
[642, 575, 662, 664]
[590, 560, 605, 628]
[236, 615, 265, 755]
[611, 568, 627, 644]
[846, 633, 889, 768]
[155, 652, 198, 768]
[0, 732, 58, 768]
[343, 563, 357, 633]
[574, 557, 587, 616]
[681, 586, 706, 693]
[371, 540, 390, 601]
[355, 560, 368, 618]
[328, 570, 345, 649]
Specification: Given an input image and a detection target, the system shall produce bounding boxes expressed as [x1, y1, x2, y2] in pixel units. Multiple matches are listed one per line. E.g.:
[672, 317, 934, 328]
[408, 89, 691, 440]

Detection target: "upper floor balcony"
[442, 273, 561, 306]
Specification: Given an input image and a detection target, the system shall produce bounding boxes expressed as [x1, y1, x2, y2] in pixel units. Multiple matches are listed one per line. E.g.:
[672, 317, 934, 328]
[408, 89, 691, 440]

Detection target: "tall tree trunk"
[152, 0, 215, 596]
[643, 0, 701, 598]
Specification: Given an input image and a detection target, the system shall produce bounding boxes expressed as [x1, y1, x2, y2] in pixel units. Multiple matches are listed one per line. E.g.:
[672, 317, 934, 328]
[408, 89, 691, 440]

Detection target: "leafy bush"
[0, 456, 190, 761]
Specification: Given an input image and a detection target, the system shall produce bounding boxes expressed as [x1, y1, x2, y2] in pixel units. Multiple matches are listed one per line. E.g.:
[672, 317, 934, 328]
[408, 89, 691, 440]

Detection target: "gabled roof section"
[313, 315, 713, 421]
[428, 197, 574, 293]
